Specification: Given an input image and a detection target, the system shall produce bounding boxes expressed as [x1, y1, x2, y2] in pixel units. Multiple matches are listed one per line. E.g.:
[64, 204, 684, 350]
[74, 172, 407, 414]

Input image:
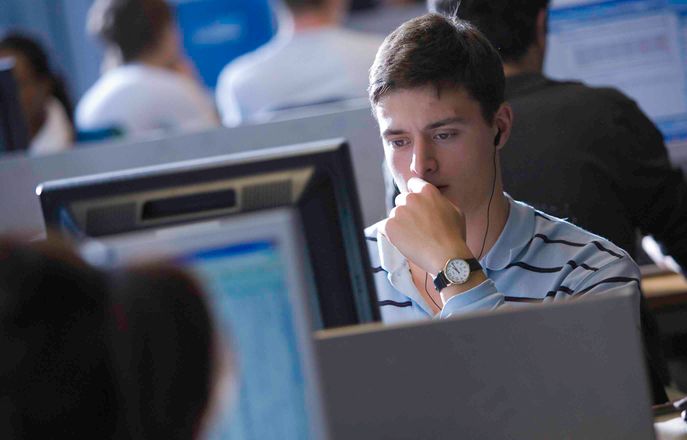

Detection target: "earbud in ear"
[494, 130, 502, 147]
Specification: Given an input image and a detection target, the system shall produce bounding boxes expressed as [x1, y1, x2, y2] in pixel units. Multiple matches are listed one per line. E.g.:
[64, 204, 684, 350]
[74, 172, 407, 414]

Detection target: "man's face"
[375, 85, 502, 213]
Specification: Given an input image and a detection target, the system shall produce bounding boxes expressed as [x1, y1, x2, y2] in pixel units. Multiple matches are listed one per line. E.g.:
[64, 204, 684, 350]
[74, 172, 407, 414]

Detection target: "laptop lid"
[81, 208, 329, 440]
[315, 288, 655, 439]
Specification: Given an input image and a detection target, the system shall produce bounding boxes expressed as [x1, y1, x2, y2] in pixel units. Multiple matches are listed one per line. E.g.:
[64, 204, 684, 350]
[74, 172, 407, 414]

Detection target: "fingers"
[394, 192, 407, 208]
[407, 177, 430, 194]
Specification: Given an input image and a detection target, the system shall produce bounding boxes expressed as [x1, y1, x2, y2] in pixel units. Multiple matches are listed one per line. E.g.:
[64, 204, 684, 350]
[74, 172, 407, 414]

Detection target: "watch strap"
[433, 271, 450, 292]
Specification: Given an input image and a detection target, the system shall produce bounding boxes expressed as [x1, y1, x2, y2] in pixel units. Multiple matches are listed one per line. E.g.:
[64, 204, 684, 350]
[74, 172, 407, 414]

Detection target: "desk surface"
[641, 269, 687, 310]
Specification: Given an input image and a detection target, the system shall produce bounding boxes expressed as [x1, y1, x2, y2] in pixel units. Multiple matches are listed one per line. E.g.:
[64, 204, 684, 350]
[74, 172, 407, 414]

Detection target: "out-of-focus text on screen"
[185, 240, 314, 440]
[546, 0, 687, 143]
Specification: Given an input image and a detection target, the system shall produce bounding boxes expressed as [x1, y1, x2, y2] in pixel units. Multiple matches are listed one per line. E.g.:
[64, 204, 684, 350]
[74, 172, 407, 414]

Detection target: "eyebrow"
[424, 117, 467, 130]
[381, 117, 467, 138]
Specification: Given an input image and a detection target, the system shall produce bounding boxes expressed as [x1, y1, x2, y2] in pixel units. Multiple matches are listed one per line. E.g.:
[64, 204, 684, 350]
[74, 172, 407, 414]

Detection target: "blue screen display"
[546, 0, 687, 142]
[182, 240, 314, 440]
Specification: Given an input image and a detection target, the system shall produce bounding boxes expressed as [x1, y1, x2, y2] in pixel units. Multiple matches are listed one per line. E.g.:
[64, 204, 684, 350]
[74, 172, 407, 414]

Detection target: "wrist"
[430, 245, 474, 278]
[440, 270, 487, 304]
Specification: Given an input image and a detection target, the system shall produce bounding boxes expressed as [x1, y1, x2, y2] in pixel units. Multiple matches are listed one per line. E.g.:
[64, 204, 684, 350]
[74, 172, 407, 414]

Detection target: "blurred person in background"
[0, 33, 75, 155]
[76, 0, 218, 140]
[216, 0, 384, 126]
[0, 238, 228, 439]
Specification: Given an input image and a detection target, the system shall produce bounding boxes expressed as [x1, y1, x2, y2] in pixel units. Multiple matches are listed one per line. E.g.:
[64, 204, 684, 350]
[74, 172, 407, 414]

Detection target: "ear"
[536, 8, 548, 51]
[492, 102, 513, 151]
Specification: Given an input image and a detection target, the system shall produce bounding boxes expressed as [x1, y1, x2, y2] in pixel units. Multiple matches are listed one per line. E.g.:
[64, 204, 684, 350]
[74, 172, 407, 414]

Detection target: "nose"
[410, 137, 438, 177]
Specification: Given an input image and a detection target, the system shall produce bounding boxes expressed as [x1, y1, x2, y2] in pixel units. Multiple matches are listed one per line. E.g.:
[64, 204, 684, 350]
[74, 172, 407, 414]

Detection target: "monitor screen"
[81, 209, 329, 440]
[39, 138, 381, 329]
[189, 241, 313, 438]
[545, 0, 687, 145]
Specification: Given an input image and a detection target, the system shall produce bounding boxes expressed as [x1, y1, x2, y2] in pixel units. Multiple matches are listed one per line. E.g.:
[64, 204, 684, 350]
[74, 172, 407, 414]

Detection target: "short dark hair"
[428, 0, 550, 62]
[369, 13, 505, 122]
[88, 0, 173, 63]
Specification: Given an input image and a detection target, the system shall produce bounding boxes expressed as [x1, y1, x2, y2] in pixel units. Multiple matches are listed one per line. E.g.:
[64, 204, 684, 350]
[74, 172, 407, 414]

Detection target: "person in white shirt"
[216, 0, 384, 126]
[0, 33, 74, 155]
[76, 0, 218, 139]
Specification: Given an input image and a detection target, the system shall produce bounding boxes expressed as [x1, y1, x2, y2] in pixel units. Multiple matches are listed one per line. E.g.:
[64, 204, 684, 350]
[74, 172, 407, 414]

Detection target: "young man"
[428, 0, 687, 271]
[366, 13, 668, 403]
[366, 12, 640, 319]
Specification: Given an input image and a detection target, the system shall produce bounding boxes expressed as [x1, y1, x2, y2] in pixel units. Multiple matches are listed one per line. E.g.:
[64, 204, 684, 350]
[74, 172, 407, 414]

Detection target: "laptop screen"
[81, 209, 327, 440]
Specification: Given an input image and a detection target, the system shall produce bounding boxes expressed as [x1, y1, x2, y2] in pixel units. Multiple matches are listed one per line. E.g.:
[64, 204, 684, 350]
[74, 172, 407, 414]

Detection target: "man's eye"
[389, 139, 409, 148]
[434, 132, 455, 141]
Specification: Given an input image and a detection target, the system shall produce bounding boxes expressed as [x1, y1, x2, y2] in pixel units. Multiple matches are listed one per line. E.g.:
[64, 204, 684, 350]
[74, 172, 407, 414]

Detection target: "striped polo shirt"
[364, 195, 641, 323]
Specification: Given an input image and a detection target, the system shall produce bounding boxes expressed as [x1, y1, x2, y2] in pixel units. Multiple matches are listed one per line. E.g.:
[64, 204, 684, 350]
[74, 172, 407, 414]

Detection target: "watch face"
[445, 259, 470, 285]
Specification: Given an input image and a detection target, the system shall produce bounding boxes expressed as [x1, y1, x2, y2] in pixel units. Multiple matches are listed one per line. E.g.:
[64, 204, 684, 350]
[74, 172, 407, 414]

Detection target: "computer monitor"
[0, 57, 29, 153]
[316, 287, 655, 439]
[81, 208, 330, 439]
[38, 138, 380, 328]
[545, 0, 687, 147]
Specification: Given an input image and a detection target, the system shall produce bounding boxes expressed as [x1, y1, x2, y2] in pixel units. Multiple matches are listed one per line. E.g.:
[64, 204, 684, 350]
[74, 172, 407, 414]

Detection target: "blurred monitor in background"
[215, 0, 383, 126]
[0, 32, 74, 156]
[81, 208, 330, 440]
[76, 0, 218, 141]
[0, 58, 29, 154]
[38, 139, 381, 329]
[545, 0, 687, 156]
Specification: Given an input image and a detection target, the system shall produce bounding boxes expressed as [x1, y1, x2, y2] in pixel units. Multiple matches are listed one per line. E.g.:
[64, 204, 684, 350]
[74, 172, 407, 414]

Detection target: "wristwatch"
[433, 258, 482, 292]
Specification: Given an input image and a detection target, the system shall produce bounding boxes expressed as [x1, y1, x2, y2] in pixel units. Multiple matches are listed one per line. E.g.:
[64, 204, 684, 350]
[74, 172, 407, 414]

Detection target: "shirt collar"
[480, 195, 535, 271]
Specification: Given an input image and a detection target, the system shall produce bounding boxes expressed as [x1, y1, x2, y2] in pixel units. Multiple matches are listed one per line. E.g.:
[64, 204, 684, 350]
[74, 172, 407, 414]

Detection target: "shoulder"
[326, 28, 384, 62]
[217, 35, 287, 91]
[532, 76, 639, 110]
[333, 28, 384, 48]
[528, 206, 639, 278]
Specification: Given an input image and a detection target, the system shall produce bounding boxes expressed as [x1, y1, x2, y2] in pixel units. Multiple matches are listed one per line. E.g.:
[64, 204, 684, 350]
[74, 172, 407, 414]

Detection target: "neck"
[137, 51, 175, 70]
[502, 46, 544, 78]
[464, 186, 510, 260]
[292, 9, 339, 32]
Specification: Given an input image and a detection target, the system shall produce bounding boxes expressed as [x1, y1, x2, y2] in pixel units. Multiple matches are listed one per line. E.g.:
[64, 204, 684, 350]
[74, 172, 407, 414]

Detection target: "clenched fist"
[379, 177, 474, 276]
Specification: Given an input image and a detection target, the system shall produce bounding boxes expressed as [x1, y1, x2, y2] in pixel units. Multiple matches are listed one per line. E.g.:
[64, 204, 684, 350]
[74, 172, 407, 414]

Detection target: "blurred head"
[88, 0, 179, 66]
[0, 238, 221, 439]
[107, 264, 219, 439]
[369, 13, 512, 211]
[0, 239, 118, 437]
[0, 33, 73, 138]
[428, 0, 550, 64]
